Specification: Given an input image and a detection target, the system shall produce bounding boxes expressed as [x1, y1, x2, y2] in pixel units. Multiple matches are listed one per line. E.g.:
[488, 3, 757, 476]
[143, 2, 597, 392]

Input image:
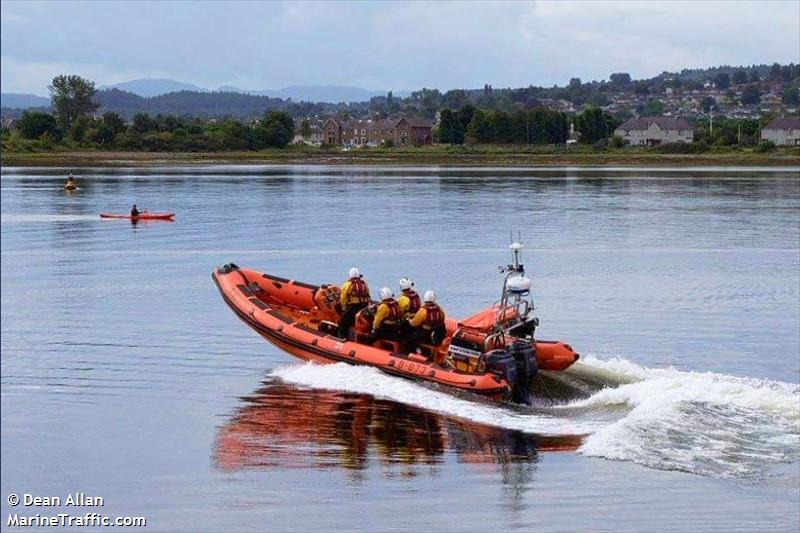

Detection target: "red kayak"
[100, 212, 175, 220]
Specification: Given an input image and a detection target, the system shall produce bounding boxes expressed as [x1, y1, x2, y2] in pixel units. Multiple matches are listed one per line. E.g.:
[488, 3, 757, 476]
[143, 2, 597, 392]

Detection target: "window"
[361, 129, 366, 135]
[361, 137, 366, 144]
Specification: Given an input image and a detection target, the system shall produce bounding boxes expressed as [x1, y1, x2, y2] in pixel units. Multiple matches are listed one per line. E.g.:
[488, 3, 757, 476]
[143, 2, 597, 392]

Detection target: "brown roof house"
[319, 117, 433, 147]
[761, 117, 800, 146]
[322, 118, 342, 146]
[614, 116, 694, 146]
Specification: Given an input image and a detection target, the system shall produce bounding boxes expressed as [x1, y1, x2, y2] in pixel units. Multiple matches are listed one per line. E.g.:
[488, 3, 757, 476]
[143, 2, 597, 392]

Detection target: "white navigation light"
[506, 275, 532, 295]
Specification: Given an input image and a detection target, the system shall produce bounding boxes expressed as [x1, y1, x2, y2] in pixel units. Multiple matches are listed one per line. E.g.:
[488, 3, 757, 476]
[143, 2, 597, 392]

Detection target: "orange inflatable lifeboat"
[212, 245, 578, 404]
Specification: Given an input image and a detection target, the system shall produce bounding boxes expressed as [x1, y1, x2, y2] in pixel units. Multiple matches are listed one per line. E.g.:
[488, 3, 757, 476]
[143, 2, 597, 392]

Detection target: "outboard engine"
[486, 349, 518, 389]
[508, 340, 538, 404]
[485, 341, 538, 405]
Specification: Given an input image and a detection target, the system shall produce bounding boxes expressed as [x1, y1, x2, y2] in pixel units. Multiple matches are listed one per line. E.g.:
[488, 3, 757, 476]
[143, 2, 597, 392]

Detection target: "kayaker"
[131, 204, 141, 217]
[408, 290, 447, 349]
[339, 267, 371, 337]
[372, 287, 402, 341]
[397, 277, 421, 318]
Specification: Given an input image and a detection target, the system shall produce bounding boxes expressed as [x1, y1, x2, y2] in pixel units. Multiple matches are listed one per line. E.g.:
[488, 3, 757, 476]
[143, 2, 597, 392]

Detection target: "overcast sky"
[2, 0, 798, 95]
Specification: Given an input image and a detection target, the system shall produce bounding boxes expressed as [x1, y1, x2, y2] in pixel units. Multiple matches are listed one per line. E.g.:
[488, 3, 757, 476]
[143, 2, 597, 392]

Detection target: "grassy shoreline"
[2, 146, 800, 168]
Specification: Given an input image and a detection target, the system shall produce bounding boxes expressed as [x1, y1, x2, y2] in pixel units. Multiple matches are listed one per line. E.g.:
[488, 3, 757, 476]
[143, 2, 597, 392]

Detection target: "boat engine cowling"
[485, 349, 518, 388]
[486, 341, 538, 404]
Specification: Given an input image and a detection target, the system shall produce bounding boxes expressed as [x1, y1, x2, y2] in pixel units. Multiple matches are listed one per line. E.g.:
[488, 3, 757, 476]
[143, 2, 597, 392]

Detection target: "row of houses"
[318, 117, 433, 147]
[613, 116, 800, 146]
[292, 117, 434, 147]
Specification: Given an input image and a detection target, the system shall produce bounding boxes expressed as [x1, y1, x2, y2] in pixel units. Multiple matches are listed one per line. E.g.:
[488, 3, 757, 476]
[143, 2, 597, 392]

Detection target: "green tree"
[93, 122, 115, 146]
[443, 89, 468, 110]
[609, 72, 631, 88]
[101, 112, 126, 135]
[732, 69, 748, 84]
[17, 111, 60, 140]
[741, 84, 761, 105]
[132, 113, 159, 134]
[700, 96, 716, 112]
[575, 107, 615, 144]
[457, 104, 476, 130]
[68, 115, 93, 143]
[48, 75, 98, 132]
[437, 109, 464, 144]
[208, 119, 251, 150]
[714, 72, 730, 89]
[510, 108, 568, 144]
[254, 111, 294, 148]
[782, 86, 799, 105]
[488, 110, 513, 143]
[466, 110, 493, 143]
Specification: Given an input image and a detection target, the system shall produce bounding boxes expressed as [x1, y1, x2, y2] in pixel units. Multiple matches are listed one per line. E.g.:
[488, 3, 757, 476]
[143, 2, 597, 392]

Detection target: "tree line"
[437, 105, 570, 145]
[435, 105, 620, 146]
[12, 109, 296, 151]
[6, 75, 296, 151]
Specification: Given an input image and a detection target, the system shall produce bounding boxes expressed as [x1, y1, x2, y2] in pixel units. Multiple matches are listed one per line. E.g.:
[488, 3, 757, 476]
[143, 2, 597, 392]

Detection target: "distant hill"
[93, 88, 337, 119]
[100, 78, 206, 97]
[99, 78, 402, 103]
[221, 85, 407, 103]
[1, 93, 50, 109]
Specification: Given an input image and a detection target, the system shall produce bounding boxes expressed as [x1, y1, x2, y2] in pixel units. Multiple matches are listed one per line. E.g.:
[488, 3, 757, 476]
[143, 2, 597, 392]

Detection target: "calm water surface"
[2, 166, 799, 532]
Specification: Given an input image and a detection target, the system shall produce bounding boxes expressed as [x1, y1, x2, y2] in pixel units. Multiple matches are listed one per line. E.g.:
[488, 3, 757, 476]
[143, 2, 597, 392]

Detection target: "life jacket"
[402, 289, 421, 315]
[422, 302, 445, 329]
[345, 277, 370, 305]
[380, 299, 402, 326]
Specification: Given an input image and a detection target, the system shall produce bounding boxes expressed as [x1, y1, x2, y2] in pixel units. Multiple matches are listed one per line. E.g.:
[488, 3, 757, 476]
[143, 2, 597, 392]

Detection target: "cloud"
[1, 0, 798, 94]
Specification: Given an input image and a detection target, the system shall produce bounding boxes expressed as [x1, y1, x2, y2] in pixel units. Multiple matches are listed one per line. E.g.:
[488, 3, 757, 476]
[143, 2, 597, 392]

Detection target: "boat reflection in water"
[214, 378, 583, 484]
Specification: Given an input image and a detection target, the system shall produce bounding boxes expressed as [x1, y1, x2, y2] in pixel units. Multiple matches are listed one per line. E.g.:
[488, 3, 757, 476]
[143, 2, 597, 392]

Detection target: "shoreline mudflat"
[2, 149, 799, 168]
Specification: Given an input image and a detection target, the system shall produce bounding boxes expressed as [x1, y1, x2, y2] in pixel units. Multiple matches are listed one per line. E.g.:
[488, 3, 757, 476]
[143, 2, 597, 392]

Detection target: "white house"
[761, 117, 800, 146]
[614, 116, 694, 146]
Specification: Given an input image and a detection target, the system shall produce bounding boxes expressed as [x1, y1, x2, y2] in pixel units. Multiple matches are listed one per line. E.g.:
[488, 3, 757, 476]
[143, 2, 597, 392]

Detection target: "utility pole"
[709, 105, 714, 135]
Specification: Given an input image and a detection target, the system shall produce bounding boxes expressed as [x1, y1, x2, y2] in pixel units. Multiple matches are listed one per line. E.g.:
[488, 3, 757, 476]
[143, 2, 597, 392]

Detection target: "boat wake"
[272, 355, 800, 479]
[0, 214, 99, 223]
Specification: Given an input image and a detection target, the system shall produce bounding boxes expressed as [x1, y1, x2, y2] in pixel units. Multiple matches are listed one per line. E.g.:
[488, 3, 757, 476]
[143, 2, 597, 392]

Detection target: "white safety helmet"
[423, 290, 437, 303]
[379, 287, 393, 300]
[348, 267, 361, 279]
[399, 277, 414, 290]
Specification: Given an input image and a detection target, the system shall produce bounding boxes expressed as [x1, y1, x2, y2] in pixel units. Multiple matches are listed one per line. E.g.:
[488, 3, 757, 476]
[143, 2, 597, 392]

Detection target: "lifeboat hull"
[212, 265, 579, 400]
